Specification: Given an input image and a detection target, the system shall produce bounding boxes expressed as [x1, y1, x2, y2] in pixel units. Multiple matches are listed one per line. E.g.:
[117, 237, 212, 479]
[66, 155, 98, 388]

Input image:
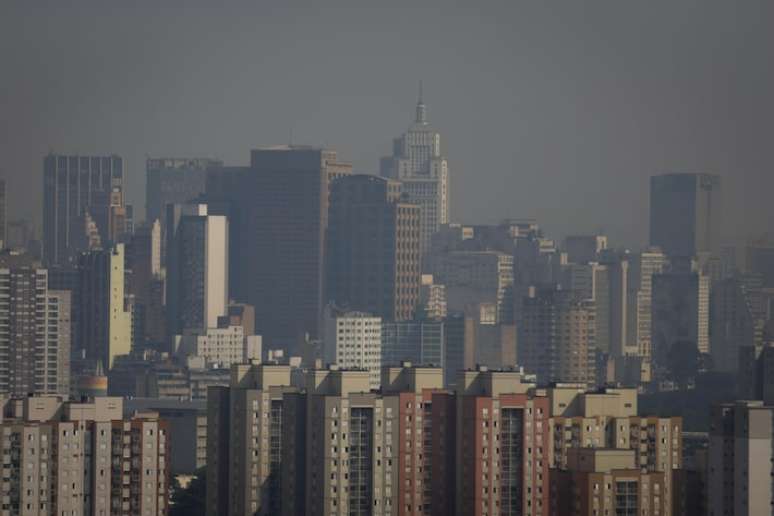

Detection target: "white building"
[323, 306, 382, 389]
[176, 325, 261, 367]
[380, 84, 449, 256]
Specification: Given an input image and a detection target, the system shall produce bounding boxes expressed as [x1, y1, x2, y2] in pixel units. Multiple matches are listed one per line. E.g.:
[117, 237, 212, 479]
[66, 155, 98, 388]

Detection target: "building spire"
[415, 80, 427, 124]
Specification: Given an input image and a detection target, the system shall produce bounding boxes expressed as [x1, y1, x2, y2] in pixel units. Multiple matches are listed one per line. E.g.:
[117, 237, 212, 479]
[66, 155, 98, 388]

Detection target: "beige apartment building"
[545, 385, 682, 516]
[0, 395, 169, 516]
[550, 448, 668, 515]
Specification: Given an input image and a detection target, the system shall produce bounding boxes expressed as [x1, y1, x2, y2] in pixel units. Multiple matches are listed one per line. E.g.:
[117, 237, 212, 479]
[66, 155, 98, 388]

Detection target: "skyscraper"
[326, 174, 421, 321]
[206, 146, 352, 354]
[166, 203, 229, 335]
[649, 173, 721, 258]
[0, 252, 70, 396]
[43, 154, 125, 266]
[380, 85, 449, 256]
[78, 244, 132, 369]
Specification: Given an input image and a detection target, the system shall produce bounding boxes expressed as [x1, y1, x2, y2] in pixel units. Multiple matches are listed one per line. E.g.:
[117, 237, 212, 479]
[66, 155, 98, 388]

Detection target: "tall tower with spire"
[380, 83, 449, 259]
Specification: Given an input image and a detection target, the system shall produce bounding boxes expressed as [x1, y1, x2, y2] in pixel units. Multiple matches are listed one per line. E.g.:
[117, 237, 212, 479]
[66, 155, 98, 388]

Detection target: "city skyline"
[2, 2, 774, 248]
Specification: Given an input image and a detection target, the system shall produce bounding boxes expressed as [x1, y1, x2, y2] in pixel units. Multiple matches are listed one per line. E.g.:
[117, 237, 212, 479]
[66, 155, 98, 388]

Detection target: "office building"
[0, 395, 170, 516]
[43, 154, 125, 266]
[519, 287, 597, 386]
[166, 203, 228, 334]
[326, 174, 421, 321]
[429, 250, 514, 323]
[431, 367, 550, 516]
[708, 400, 774, 516]
[323, 306, 383, 389]
[563, 234, 607, 264]
[145, 157, 222, 251]
[550, 449, 668, 516]
[206, 363, 295, 516]
[77, 244, 132, 369]
[380, 86, 449, 256]
[649, 173, 721, 258]
[381, 319, 445, 369]
[205, 146, 352, 354]
[651, 270, 710, 373]
[0, 252, 71, 396]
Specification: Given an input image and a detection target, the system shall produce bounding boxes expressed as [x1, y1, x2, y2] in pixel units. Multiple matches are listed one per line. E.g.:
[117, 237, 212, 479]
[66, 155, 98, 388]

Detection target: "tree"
[170, 467, 206, 516]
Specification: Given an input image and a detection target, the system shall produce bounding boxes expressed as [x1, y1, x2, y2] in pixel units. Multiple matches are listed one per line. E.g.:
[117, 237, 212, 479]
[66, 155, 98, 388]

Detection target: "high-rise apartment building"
[205, 146, 352, 354]
[326, 174, 421, 321]
[282, 364, 444, 516]
[708, 400, 774, 516]
[146, 157, 222, 226]
[550, 449, 669, 516]
[380, 87, 449, 256]
[206, 363, 295, 516]
[545, 385, 682, 515]
[43, 154, 125, 266]
[519, 287, 597, 385]
[429, 251, 514, 323]
[176, 323, 262, 367]
[0, 395, 170, 516]
[649, 173, 721, 258]
[431, 367, 550, 516]
[78, 244, 132, 369]
[166, 203, 228, 335]
[323, 306, 383, 390]
[0, 252, 71, 396]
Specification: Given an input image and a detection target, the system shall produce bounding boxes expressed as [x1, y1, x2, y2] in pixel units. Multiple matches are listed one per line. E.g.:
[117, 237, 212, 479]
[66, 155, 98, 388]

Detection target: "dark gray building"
[205, 146, 351, 354]
[43, 154, 124, 266]
[649, 173, 721, 258]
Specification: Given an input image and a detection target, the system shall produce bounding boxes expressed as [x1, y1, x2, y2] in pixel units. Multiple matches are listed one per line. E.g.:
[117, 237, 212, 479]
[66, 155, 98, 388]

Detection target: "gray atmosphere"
[1, 0, 772, 246]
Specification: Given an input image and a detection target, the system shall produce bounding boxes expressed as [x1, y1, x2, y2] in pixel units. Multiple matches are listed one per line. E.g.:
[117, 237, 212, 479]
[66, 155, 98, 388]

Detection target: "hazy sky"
[1, 1, 772, 248]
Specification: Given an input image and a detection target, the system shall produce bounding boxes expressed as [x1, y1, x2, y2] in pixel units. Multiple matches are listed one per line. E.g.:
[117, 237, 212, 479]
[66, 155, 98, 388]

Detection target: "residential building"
[323, 306, 382, 390]
[519, 287, 597, 386]
[43, 154, 125, 266]
[550, 448, 668, 516]
[0, 395, 170, 516]
[630, 248, 669, 358]
[649, 173, 722, 258]
[326, 174, 421, 321]
[431, 367, 550, 516]
[205, 146, 352, 354]
[0, 252, 71, 396]
[175, 324, 262, 367]
[380, 86, 449, 256]
[206, 362, 294, 516]
[708, 400, 774, 516]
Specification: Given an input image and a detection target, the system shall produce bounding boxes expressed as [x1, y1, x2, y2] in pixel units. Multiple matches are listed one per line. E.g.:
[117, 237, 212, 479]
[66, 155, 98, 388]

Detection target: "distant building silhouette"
[206, 146, 352, 355]
[43, 154, 125, 266]
[649, 173, 721, 258]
